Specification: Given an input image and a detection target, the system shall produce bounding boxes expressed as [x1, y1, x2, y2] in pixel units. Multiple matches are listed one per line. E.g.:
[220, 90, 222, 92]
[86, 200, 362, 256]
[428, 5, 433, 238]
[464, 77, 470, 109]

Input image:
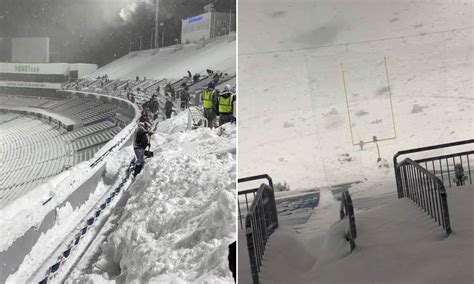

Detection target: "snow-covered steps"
[242, 186, 473, 284]
[32, 162, 135, 284]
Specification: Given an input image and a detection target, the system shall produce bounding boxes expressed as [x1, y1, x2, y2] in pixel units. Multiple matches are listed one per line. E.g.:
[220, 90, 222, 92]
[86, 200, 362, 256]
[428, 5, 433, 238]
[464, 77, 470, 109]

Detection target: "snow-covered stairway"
[253, 185, 472, 284]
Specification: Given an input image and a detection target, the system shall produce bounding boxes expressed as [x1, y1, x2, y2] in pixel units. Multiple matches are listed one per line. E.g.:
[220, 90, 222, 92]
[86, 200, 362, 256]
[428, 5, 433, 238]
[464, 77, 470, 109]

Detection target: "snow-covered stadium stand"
[0, 91, 135, 209]
[0, 115, 71, 205]
[0, 33, 235, 283]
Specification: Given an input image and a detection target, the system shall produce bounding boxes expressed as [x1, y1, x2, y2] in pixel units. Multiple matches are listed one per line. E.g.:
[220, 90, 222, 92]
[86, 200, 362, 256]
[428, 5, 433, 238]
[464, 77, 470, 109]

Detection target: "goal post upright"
[341, 62, 356, 146]
[384, 56, 397, 140]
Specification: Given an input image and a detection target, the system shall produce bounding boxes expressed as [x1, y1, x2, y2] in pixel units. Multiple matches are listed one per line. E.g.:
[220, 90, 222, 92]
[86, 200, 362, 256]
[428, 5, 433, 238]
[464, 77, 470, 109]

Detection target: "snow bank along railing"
[394, 139, 474, 197]
[396, 158, 451, 235]
[339, 190, 357, 252]
[38, 160, 135, 284]
[187, 106, 208, 130]
[238, 174, 279, 284]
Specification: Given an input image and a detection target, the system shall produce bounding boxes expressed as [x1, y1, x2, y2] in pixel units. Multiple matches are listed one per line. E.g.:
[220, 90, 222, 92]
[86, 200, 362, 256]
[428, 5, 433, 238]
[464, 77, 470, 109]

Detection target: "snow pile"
[5, 147, 135, 283]
[103, 151, 130, 185]
[72, 113, 236, 283]
[255, 186, 473, 284]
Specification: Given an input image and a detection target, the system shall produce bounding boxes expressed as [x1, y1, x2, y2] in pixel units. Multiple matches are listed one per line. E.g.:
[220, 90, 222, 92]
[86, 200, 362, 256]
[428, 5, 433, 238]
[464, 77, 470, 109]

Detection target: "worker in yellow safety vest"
[201, 82, 217, 127]
[217, 84, 235, 126]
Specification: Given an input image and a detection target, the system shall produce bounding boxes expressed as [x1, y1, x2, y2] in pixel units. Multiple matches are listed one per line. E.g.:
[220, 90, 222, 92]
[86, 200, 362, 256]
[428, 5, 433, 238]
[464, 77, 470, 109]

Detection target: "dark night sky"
[0, 0, 235, 66]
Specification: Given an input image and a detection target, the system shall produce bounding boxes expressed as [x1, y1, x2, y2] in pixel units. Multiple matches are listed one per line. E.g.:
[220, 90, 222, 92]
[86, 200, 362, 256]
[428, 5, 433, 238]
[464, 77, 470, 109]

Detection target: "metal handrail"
[238, 187, 258, 230]
[244, 184, 278, 284]
[339, 190, 357, 251]
[394, 139, 474, 197]
[238, 174, 276, 230]
[238, 174, 274, 189]
[393, 139, 474, 162]
[187, 106, 208, 130]
[238, 174, 278, 284]
[397, 158, 451, 235]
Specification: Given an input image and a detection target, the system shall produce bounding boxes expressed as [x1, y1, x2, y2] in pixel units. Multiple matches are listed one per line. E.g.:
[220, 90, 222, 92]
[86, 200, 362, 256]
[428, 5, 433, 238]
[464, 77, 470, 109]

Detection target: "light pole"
[160, 22, 165, 47]
[154, 0, 160, 49]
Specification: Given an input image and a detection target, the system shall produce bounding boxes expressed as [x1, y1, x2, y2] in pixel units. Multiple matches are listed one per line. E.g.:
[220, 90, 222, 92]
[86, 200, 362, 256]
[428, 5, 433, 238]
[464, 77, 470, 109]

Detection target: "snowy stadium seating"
[0, 70, 237, 203]
[0, 115, 71, 206]
[0, 91, 134, 208]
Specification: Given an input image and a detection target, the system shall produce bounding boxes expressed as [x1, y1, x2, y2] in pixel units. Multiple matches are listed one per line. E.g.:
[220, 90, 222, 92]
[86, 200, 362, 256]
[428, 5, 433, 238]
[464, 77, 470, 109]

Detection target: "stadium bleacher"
[0, 115, 71, 206]
[63, 71, 235, 118]
[0, 90, 135, 208]
[0, 61, 235, 209]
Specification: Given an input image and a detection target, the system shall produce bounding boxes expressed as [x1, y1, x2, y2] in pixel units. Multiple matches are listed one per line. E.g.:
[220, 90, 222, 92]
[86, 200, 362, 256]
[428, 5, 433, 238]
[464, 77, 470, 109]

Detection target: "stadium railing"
[395, 158, 451, 235]
[392, 140, 473, 236]
[187, 106, 208, 130]
[339, 190, 357, 251]
[394, 139, 474, 196]
[238, 174, 278, 284]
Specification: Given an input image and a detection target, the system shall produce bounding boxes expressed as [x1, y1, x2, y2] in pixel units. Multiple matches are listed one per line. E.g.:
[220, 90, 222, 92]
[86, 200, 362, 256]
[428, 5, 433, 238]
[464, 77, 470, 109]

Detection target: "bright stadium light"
[154, 0, 159, 49]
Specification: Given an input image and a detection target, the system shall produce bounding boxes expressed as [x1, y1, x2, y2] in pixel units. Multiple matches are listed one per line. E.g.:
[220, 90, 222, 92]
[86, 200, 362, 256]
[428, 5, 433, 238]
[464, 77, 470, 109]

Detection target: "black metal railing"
[238, 174, 278, 284]
[238, 174, 275, 230]
[397, 158, 452, 235]
[238, 187, 258, 230]
[339, 190, 357, 251]
[414, 151, 473, 188]
[394, 139, 474, 197]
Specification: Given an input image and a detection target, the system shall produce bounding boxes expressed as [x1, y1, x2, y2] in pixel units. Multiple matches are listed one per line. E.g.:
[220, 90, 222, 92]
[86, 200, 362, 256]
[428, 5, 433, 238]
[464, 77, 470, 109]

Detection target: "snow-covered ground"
[238, 0, 472, 283]
[248, 185, 473, 284]
[66, 112, 237, 283]
[87, 34, 236, 80]
[238, 0, 473, 191]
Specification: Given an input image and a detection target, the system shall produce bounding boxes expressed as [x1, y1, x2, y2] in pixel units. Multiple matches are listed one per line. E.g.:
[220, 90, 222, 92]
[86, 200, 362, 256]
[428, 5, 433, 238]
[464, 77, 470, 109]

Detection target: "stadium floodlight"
[154, 0, 159, 49]
[160, 22, 165, 47]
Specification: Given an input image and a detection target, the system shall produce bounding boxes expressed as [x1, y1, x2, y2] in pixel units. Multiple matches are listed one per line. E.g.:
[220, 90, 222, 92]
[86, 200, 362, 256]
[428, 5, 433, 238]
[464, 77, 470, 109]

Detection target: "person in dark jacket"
[228, 241, 236, 282]
[213, 72, 222, 84]
[217, 85, 235, 126]
[127, 92, 136, 103]
[164, 97, 175, 119]
[139, 108, 152, 124]
[170, 86, 176, 101]
[193, 73, 200, 83]
[180, 86, 190, 110]
[148, 95, 160, 120]
[165, 83, 172, 98]
[133, 122, 152, 177]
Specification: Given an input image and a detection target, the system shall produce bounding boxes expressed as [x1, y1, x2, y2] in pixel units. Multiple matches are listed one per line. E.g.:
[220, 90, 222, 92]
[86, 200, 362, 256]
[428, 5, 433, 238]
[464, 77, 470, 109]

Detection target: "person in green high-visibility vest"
[201, 82, 218, 127]
[217, 84, 235, 126]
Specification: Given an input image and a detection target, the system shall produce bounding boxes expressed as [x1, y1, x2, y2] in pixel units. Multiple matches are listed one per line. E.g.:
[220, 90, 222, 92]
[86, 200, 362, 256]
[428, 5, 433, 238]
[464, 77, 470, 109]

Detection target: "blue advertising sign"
[188, 16, 204, 24]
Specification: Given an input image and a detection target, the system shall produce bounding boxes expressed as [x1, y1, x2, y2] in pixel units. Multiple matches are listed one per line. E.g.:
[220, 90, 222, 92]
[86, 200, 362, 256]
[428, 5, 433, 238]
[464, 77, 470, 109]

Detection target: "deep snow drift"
[255, 186, 473, 284]
[68, 112, 237, 283]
